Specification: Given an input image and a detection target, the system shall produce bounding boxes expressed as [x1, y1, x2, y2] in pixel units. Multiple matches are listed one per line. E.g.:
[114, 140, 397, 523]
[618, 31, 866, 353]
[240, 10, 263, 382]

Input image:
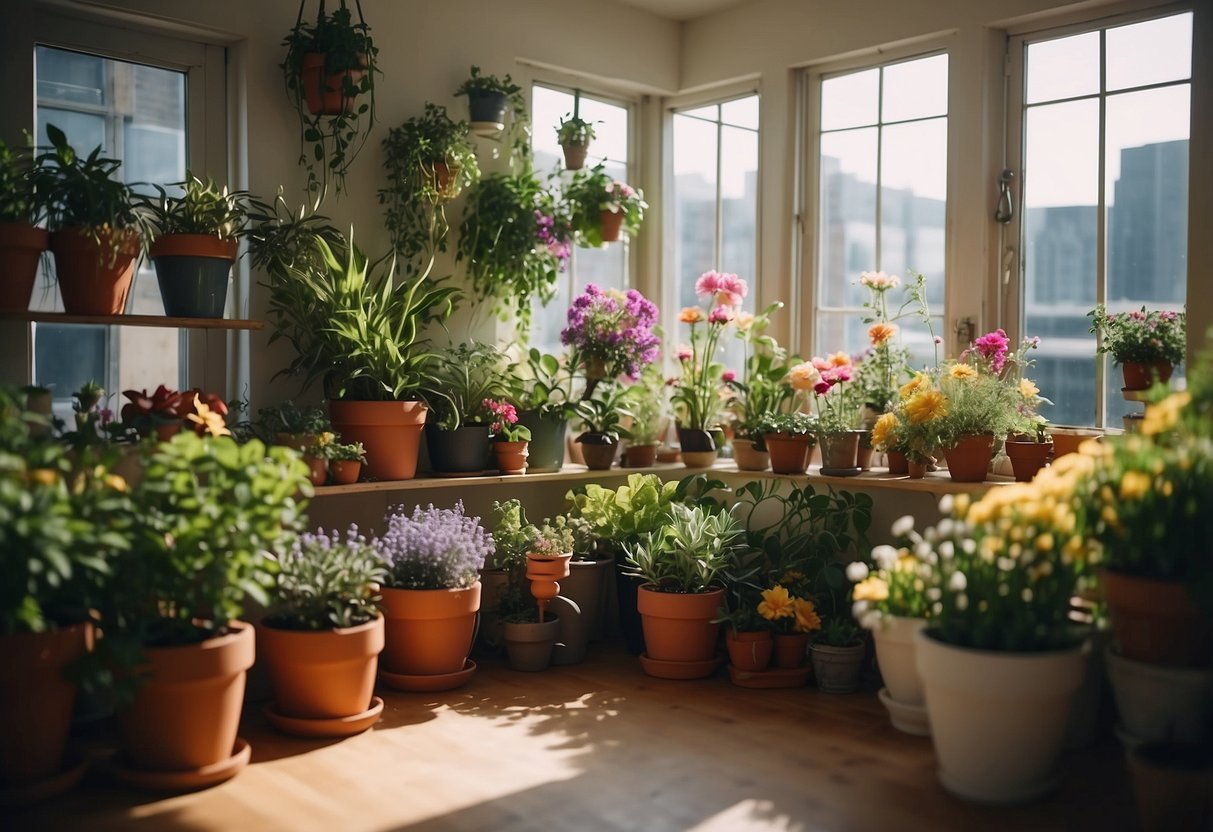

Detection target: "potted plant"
[1089, 304, 1186, 391]
[724, 301, 794, 471]
[136, 173, 249, 318]
[495, 516, 578, 672]
[280, 0, 378, 200]
[0, 388, 128, 799]
[848, 543, 932, 735]
[379, 103, 480, 276]
[375, 501, 492, 691]
[898, 461, 1096, 804]
[621, 502, 743, 679]
[118, 385, 230, 443]
[510, 348, 578, 473]
[758, 410, 817, 474]
[98, 425, 310, 788]
[424, 342, 507, 475]
[561, 282, 662, 400]
[322, 439, 365, 484]
[622, 365, 666, 468]
[259, 526, 386, 737]
[671, 272, 749, 466]
[455, 65, 524, 134]
[756, 581, 824, 671]
[256, 401, 331, 485]
[35, 124, 144, 315]
[717, 583, 775, 674]
[809, 616, 867, 694]
[456, 170, 572, 333]
[557, 113, 596, 170]
[0, 135, 48, 313]
[486, 398, 531, 475]
[256, 221, 458, 482]
[565, 162, 646, 246]
[571, 382, 634, 470]
[804, 354, 861, 472]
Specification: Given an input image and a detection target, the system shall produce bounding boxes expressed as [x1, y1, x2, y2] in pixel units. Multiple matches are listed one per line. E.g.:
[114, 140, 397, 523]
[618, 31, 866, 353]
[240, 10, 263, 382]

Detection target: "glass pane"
[1105, 84, 1189, 306]
[720, 96, 759, 130]
[680, 104, 718, 121]
[720, 126, 757, 282]
[881, 54, 948, 122]
[818, 127, 877, 308]
[880, 117, 947, 307]
[532, 85, 570, 175]
[673, 113, 719, 312]
[816, 310, 943, 374]
[1022, 98, 1099, 425]
[1106, 12, 1192, 91]
[1026, 32, 1099, 104]
[34, 46, 187, 401]
[821, 68, 878, 131]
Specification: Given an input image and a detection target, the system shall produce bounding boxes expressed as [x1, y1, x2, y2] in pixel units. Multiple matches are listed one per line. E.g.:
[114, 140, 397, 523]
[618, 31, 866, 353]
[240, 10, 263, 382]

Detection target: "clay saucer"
[819, 466, 863, 477]
[263, 696, 384, 739]
[0, 750, 88, 807]
[638, 652, 724, 680]
[728, 663, 812, 689]
[378, 659, 477, 693]
[878, 687, 931, 736]
[110, 738, 250, 792]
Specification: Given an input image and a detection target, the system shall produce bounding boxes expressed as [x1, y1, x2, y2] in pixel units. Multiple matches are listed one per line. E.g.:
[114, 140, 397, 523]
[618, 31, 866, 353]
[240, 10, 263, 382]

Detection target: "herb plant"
[266, 526, 386, 630]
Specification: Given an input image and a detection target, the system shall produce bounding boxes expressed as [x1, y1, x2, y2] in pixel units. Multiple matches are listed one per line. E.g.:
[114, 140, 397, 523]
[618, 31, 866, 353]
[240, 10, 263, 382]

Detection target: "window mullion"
[1095, 28, 1108, 428]
[714, 110, 724, 271]
[874, 68, 884, 271]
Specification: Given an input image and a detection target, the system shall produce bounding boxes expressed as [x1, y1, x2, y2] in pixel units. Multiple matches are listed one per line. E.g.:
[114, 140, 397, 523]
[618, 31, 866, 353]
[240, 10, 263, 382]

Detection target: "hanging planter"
[281, 0, 379, 201]
[566, 163, 646, 248]
[455, 65, 524, 138]
[557, 106, 596, 171]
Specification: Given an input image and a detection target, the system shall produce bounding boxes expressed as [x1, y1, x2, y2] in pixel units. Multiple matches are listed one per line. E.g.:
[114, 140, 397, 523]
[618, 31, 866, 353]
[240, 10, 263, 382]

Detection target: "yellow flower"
[1019, 378, 1040, 399]
[904, 389, 948, 425]
[779, 570, 805, 585]
[1141, 391, 1190, 436]
[899, 372, 930, 399]
[868, 323, 898, 345]
[870, 412, 899, 451]
[105, 474, 128, 492]
[734, 311, 755, 331]
[947, 363, 977, 380]
[28, 468, 60, 487]
[793, 597, 823, 633]
[852, 576, 889, 602]
[1119, 470, 1151, 501]
[788, 362, 822, 391]
[187, 400, 232, 438]
[679, 307, 703, 324]
[757, 585, 795, 620]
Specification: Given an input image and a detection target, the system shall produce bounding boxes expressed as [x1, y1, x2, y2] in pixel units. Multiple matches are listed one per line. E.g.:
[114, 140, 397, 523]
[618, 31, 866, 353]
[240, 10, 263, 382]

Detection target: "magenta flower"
[973, 328, 1011, 373]
[813, 380, 832, 396]
[721, 369, 736, 383]
[708, 305, 734, 325]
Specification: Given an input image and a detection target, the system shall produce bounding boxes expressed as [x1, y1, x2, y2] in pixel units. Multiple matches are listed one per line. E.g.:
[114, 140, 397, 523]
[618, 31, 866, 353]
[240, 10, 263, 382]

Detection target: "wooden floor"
[5, 641, 1135, 832]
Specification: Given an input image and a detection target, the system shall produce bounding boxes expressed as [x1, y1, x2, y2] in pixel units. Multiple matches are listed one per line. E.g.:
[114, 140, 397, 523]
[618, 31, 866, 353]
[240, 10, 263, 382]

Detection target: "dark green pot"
[517, 410, 566, 472]
[153, 255, 233, 318]
[425, 424, 491, 474]
[468, 90, 508, 124]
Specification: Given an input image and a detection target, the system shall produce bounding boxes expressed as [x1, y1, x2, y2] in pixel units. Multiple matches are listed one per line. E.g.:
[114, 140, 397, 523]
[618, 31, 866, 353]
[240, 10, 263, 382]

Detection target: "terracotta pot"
[1127, 741, 1213, 832]
[49, 225, 140, 315]
[1100, 569, 1213, 667]
[562, 142, 589, 170]
[1051, 428, 1102, 459]
[907, 459, 927, 479]
[732, 437, 770, 471]
[492, 439, 529, 474]
[811, 642, 866, 693]
[380, 583, 481, 676]
[773, 632, 809, 669]
[764, 433, 813, 474]
[886, 449, 910, 475]
[329, 459, 361, 484]
[726, 630, 774, 672]
[148, 234, 237, 262]
[527, 552, 572, 622]
[0, 623, 91, 785]
[502, 618, 560, 672]
[303, 454, 328, 486]
[818, 431, 860, 470]
[856, 442, 874, 471]
[623, 443, 658, 468]
[1122, 361, 1174, 391]
[578, 436, 617, 470]
[0, 222, 49, 312]
[257, 616, 383, 721]
[428, 161, 462, 201]
[1005, 438, 1053, 482]
[599, 209, 625, 242]
[328, 399, 427, 481]
[943, 433, 994, 482]
[300, 52, 366, 116]
[118, 621, 255, 772]
[637, 586, 724, 664]
[915, 628, 1088, 804]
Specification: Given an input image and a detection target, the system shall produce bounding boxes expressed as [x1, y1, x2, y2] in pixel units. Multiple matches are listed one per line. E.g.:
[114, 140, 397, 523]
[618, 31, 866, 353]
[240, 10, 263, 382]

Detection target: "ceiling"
[613, 0, 751, 22]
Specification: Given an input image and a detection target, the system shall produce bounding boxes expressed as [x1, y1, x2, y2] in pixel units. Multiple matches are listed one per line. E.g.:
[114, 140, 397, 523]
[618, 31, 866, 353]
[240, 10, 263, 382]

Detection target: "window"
[530, 83, 632, 355]
[670, 94, 759, 369]
[810, 53, 947, 366]
[1011, 11, 1191, 428]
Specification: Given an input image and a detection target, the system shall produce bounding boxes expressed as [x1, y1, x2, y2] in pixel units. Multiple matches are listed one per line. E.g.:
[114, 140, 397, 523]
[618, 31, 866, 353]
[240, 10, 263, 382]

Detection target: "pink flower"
[813, 381, 832, 395]
[708, 305, 734, 325]
[677, 344, 693, 362]
[810, 356, 832, 372]
[695, 270, 748, 308]
[934, 336, 943, 345]
[973, 328, 1011, 373]
[721, 369, 736, 383]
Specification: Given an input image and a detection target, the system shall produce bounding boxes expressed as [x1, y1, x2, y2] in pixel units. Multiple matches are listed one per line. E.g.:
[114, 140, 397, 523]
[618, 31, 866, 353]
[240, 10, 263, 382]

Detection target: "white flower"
[949, 571, 967, 592]
[962, 538, 976, 555]
[871, 545, 898, 570]
[891, 515, 915, 538]
[859, 609, 882, 630]
[938, 494, 954, 514]
[937, 518, 954, 538]
[852, 600, 869, 619]
[846, 561, 870, 582]
[955, 593, 969, 611]
[926, 587, 941, 601]
[938, 540, 955, 560]
[1022, 588, 1034, 603]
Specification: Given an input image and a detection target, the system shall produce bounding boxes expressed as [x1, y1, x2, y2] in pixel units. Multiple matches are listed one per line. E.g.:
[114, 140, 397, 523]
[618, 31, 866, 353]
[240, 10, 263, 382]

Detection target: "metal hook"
[994, 169, 1014, 224]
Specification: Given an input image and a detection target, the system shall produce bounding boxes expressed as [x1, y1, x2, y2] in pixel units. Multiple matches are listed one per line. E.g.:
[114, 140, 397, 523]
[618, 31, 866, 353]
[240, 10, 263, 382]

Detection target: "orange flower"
[868, 323, 898, 345]
[679, 307, 703, 324]
[793, 597, 822, 633]
[870, 412, 899, 451]
[757, 585, 795, 620]
[899, 372, 930, 400]
[828, 351, 852, 367]
[947, 363, 977, 380]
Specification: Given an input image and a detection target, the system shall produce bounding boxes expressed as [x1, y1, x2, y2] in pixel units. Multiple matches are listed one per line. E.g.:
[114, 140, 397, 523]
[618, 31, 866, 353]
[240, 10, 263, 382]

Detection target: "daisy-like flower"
[788, 361, 822, 391]
[1019, 378, 1040, 399]
[187, 399, 231, 437]
[870, 411, 899, 450]
[859, 270, 901, 291]
[904, 388, 948, 424]
[899, 372, 930, 399]
[679, 306, 703, 324]
[793, 597, 822, 633]
[868, 322, 898, 345]
[757, 585, 795, 620]
[947, 363, 978, 380]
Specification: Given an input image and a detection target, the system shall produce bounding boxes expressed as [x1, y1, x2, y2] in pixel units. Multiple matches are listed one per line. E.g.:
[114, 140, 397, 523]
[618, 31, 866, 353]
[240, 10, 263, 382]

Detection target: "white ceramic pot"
[1105, 646, 1213, 748]
[915, 629, 1087, 804]
[873, 616, 929, 735]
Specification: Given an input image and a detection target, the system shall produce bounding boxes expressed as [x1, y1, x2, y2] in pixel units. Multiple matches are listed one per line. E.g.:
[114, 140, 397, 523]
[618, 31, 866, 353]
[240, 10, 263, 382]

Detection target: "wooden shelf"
[0, 310, 263, 330]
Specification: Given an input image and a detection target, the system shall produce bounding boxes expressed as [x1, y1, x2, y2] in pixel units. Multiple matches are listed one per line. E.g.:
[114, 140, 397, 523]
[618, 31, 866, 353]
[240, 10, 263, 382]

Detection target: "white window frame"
[1003, 2, 1196, 428]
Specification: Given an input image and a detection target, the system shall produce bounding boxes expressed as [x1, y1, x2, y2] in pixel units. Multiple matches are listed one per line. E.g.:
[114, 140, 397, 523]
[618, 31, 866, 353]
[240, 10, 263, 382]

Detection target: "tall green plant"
[0, 134, 41, 224]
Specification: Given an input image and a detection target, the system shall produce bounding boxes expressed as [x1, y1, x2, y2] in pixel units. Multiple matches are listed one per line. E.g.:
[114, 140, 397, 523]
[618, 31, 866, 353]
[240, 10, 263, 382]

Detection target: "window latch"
[994, 169, 1015, 224]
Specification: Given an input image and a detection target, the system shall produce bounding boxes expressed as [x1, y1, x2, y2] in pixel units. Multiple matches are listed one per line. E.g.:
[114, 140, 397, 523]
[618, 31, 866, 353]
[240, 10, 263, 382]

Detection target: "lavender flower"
[376, 501, 492, 590]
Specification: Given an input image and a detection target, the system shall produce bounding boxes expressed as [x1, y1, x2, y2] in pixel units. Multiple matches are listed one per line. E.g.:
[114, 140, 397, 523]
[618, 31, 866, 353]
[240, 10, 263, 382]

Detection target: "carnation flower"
[695, 270, 748, 309]
[972, 328, 1011, 374]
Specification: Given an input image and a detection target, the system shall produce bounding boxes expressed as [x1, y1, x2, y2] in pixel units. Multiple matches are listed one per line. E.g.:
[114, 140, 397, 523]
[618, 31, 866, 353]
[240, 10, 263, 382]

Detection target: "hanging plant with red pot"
[34, 124, 146, 315]
[281, 0, 379, 202]
[1088, 304, 1185, 392]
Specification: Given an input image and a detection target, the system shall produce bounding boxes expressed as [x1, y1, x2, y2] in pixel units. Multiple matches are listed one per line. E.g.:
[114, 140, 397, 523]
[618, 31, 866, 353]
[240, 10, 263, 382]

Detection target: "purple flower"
[376, 501, 492, 590]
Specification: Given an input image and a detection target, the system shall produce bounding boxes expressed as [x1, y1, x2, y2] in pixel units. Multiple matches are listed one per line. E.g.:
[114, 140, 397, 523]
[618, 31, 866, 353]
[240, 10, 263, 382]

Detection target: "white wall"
[679, 0, 1211, 359]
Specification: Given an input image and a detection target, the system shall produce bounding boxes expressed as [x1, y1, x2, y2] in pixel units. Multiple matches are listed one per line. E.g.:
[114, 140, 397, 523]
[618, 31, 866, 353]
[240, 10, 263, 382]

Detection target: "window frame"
[1003, 3, 1195, 428]
[800, 43, 952, 361]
